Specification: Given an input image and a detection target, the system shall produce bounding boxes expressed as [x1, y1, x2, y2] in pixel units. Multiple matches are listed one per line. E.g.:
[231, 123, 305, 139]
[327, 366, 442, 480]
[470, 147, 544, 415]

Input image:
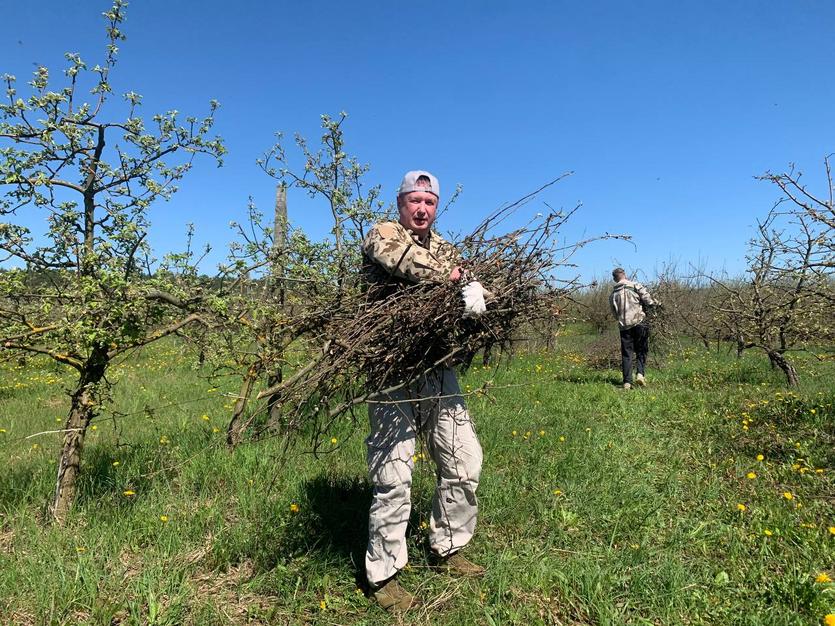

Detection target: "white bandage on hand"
[461, 281, 487, 318]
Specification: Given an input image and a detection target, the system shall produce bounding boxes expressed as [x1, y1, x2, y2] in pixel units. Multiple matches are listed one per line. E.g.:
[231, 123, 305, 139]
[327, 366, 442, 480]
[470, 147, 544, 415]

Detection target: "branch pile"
[247, 182, 619, 446]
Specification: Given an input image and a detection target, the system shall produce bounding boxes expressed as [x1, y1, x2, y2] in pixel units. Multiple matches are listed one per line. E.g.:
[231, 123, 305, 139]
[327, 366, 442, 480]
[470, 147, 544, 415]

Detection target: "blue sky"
[2, 1, 834, 283]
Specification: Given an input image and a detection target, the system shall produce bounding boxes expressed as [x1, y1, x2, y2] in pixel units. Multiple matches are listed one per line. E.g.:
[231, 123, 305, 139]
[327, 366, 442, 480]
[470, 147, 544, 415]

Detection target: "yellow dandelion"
[123, 490, 135, 496]
[816, 469, 825, 474]
[756, 454, 764, 461]
[825, 614, 835, 626]
[829, 526, 835, 535]
[810, 409, 816, 415]
[319, 600, 326, 610]
[0, 428, 6, 433]
[91, 425, 97, 431]
[737, 503, 747, 512]
[201, 414, 210, 421]
[539, 430, 545, 436]
[420, 520, 428, 530]
[815, 572, 831, 583]
[782, 492, 794, 500]
[159, 436, 169, 445]
[552, 489, 562, 495]
[159, 515, 169, 523]
[746, 472, 757, 479]
[763, 529, 773, 536]
[289, 503, 300, 513]
[330, 437, 337, 444]
[511, 430, 517, 436]
[112, 461, 120, 467]
[76, 547, 86, 553]
[212, 427, 220, 433]
[559, 436, 565, 442]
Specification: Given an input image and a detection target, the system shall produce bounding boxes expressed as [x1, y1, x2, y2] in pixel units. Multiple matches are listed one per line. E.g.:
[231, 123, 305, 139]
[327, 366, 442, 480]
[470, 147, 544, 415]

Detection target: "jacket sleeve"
[609, 291, 618, 319]
[635, 283, 656, 309]
[362, 223, 451, 284]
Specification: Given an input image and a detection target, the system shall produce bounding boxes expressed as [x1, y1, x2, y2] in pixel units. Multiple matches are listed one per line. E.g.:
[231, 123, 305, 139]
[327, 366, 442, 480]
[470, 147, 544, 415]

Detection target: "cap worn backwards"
[398, 170, 440, 198]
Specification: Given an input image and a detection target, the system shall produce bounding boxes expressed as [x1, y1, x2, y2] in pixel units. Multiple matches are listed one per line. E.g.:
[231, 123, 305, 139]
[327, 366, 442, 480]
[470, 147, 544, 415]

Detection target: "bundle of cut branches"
[247, 180, 622, 447]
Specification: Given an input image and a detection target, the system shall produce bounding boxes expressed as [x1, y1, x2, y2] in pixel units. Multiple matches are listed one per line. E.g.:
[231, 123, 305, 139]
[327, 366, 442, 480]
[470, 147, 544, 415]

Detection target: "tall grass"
[1, 337, 833, 625]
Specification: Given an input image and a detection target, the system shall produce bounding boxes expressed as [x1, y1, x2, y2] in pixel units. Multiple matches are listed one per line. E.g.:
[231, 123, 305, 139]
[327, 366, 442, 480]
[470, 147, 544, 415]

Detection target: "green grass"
[0, 338, 833, 625]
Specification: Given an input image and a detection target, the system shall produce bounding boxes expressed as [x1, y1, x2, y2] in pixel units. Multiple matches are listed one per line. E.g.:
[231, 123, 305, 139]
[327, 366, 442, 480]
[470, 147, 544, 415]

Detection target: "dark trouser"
[619, 322, 649, 384]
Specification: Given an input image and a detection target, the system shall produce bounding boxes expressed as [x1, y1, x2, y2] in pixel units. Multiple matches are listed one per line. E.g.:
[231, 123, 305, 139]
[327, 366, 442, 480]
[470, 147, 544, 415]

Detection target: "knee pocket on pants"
[367, 444, 414, 489]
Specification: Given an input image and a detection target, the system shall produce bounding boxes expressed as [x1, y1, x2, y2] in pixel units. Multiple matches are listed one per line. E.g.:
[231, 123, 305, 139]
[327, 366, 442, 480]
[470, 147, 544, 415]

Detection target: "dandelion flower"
[289, 503, 300, 513]
[112, 461, 120, 467]
[815, 572, 831, 583]
[420, 520, 428, 530]
[737, 503, 747, 512]
[829, 526, 835, 535]
[559, 436, 565, 442]
[123, 490, 135, 496]
[201, 414, 210, 421]
[512, 430, 517, 436]
[91, 425, 97, 431]
[825, 614, 835, 626]
[553, 489, 562, 495]
[330, 437, 338, 444]
[782, 492, 794, 500]
[763, 529, 773, 536]
[76, 547, 86, 553]
[746, 472, 757, 479]
[159, 515, 169, 523]
[319, 600, 326, 610]
[539, 430, 545, 436]
[756, 454, 764, 461]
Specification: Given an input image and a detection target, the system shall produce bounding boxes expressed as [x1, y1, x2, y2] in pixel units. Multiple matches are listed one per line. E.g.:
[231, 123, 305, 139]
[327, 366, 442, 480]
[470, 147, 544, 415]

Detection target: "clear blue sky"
[3, 1, 834, 283]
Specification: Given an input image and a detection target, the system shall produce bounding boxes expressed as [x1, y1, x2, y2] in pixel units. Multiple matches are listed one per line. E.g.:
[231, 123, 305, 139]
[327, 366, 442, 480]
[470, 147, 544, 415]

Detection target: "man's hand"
[449, 266, 463, 282]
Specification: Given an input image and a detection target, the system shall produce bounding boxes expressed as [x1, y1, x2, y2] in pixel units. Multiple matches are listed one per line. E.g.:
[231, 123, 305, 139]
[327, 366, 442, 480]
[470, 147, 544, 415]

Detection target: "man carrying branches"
[610, 267, 656, 389]
[361, 171, 486, 611]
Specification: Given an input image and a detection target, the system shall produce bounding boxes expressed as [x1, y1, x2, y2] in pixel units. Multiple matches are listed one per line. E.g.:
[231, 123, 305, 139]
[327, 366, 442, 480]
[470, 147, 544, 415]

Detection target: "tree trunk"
[226, 363, 261, 448]
[266, 184, 287, 423]
[766, 349, 799, 387]
[50, 348, 108, 524]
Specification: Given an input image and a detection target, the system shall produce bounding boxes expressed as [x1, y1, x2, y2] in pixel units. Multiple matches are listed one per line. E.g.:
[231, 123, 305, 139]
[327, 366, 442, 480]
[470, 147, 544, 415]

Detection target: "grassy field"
[1, 332, 833, 625]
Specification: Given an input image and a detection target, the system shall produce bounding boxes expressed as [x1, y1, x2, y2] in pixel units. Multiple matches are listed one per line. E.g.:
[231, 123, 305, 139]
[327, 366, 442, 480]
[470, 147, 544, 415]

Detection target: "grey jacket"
[610, 279, 655, 330]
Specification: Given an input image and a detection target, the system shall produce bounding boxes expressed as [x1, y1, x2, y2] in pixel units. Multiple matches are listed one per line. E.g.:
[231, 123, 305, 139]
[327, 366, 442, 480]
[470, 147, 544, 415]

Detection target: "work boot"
[432, 551, 485, 577]
[623, 382, 632, 390]
[371, 577, 419, 612]
[636, 373, 646, 386]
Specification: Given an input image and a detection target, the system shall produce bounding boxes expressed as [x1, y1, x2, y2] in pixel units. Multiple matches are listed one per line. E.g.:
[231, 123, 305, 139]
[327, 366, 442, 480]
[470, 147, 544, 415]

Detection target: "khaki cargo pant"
[365, 367, 483, 586]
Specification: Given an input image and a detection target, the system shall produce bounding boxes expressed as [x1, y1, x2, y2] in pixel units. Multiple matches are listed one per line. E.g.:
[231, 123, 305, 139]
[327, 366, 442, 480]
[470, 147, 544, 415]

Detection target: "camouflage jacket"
[361, 221, 459, 296]
[610, 279, 655, 330]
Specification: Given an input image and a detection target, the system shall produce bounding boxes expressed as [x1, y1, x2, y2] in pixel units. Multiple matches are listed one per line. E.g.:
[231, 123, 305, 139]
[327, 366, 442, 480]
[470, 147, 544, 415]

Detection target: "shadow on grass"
[301, 474, 372, 585]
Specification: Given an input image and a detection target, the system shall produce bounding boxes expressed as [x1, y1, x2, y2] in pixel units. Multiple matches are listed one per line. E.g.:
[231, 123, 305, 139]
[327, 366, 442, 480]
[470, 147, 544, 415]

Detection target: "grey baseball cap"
[398, 170, 440, 198]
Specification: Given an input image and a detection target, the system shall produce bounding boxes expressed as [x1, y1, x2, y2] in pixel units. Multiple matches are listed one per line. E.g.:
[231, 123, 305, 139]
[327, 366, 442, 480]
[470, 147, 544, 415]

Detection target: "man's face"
[398, 190, 438, 237]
